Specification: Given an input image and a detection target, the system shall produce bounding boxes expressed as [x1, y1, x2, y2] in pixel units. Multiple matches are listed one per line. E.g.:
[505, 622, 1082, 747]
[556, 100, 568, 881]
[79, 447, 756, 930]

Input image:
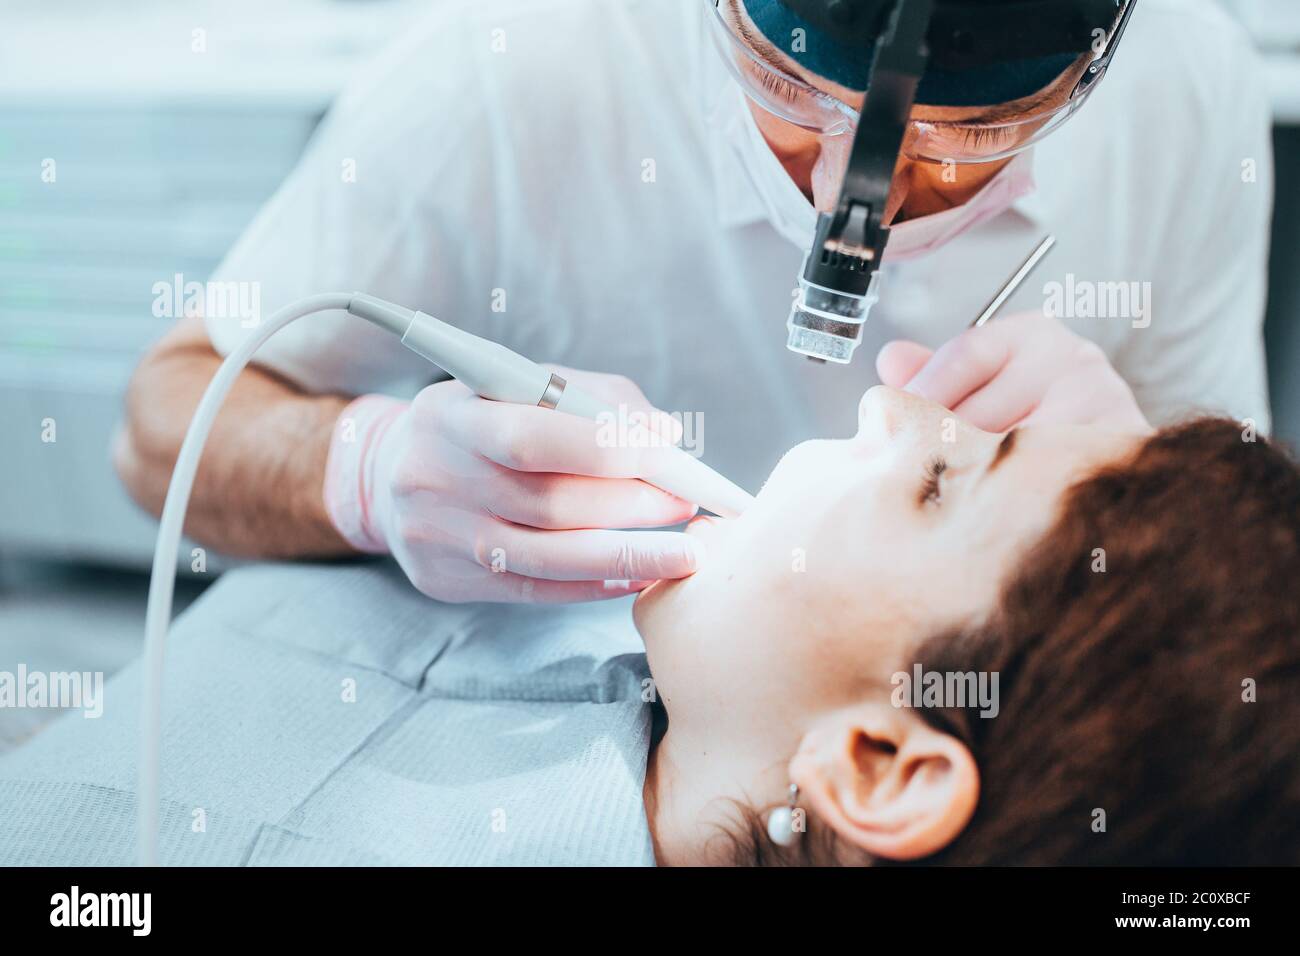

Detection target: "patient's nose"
[857, 385, 941, 452]
[857, 385, 903, 443]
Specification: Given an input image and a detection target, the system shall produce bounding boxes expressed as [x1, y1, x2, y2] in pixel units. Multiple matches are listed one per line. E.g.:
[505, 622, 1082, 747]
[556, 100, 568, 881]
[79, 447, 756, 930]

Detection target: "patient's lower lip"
[686, 516, 718, 535]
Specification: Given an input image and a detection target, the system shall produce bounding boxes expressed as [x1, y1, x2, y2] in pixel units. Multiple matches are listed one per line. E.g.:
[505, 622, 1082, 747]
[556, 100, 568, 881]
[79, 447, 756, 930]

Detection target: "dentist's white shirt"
[206, 0, 1274, 493]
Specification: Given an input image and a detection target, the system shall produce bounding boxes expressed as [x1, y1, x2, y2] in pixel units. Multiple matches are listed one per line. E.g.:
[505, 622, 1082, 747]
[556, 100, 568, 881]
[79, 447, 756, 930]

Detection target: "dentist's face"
[633, 387, 1140, 737]
[725, 0, 1091, 217]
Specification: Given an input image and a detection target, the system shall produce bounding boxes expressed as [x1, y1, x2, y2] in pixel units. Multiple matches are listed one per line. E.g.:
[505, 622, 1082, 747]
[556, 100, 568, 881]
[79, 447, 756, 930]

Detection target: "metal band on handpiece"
[538, 373, 567, 410]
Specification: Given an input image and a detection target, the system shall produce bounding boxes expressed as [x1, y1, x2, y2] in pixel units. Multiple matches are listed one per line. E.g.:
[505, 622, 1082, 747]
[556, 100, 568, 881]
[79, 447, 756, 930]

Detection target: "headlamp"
[724, 0, 1138, 363]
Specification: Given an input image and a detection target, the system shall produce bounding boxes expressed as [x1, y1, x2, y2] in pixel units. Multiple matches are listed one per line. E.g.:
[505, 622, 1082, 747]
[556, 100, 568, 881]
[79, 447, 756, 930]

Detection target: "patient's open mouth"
[683, 513, 731, 558]
[686, 515, 722, 539]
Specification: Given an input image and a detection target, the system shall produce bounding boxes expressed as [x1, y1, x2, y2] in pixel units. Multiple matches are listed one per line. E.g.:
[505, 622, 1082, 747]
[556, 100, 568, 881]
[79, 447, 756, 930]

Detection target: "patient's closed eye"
[919, 458, 947, 506]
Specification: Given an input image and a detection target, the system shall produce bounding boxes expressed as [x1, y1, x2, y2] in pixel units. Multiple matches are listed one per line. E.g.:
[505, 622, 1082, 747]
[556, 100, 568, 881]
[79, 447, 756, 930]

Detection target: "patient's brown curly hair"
[735, 418, 1300, 866]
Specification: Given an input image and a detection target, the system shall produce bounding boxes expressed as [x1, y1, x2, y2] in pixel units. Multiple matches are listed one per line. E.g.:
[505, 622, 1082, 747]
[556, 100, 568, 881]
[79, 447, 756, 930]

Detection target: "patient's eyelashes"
[919, 457, 948, 507]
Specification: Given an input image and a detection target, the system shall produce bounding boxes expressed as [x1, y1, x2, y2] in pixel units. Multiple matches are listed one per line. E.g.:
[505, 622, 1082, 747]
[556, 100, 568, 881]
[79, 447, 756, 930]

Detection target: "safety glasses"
[706, 0, 860, 135]
[707, 0, 1135, 164]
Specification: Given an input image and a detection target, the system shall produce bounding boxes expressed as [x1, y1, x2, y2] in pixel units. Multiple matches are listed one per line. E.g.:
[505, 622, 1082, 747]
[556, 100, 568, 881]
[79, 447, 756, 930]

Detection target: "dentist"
[116, 0, 1273, 603]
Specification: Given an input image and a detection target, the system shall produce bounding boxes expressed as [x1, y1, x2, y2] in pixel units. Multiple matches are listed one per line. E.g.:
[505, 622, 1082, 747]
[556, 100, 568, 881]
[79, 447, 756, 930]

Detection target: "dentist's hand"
[322, 367, 702, 603]
[876, 312, 1150, 432]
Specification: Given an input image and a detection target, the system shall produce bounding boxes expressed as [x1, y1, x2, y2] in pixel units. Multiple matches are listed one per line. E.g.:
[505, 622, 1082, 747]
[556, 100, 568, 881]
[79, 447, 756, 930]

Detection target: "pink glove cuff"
[323, 394, 408, 554]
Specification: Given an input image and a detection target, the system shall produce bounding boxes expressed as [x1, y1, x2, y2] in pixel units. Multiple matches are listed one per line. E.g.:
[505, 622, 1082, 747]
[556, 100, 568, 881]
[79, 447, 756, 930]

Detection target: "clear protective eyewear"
[706, 0, 1133, 164]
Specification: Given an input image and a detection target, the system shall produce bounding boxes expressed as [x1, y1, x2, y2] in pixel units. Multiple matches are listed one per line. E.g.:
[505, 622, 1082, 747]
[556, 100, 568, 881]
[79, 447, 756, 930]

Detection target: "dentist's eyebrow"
[726, 0, 822, 90]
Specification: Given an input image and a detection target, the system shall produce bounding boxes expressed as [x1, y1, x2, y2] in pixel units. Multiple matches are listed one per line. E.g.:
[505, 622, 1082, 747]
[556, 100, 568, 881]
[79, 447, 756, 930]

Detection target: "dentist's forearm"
[115, 315, 354, 558]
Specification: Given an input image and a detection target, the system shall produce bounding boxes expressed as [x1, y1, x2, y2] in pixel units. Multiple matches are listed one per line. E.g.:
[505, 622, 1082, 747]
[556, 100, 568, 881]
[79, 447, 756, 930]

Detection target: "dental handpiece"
[347, 294, 755, 518]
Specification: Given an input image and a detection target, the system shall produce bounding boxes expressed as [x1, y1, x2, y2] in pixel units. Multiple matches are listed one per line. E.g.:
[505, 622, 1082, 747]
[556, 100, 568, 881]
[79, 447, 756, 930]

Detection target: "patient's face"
[634, 387, 1139, 734]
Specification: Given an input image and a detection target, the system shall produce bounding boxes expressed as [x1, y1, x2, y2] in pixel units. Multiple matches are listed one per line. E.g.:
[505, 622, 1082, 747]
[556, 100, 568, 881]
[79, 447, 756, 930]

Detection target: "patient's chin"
[632, 576, 671, 618]
[633, 579, 665, 606]
[631, 573, 689, 644]
[634, 515, 729, 643]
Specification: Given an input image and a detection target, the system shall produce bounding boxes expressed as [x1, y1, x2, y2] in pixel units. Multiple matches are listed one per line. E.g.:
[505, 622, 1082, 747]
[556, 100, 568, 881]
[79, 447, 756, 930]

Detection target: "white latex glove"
[877, 312, 1150, 432]
[324, 366, 702, 603]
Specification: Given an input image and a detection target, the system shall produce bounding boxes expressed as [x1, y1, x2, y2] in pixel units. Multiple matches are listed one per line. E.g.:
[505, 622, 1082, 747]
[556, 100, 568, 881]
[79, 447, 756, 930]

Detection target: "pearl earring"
[766, 784, 802, 847]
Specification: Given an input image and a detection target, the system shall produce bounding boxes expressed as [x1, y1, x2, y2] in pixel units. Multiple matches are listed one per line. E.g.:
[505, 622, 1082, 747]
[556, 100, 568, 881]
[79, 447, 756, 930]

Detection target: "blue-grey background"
[1, 0, 1297, 748]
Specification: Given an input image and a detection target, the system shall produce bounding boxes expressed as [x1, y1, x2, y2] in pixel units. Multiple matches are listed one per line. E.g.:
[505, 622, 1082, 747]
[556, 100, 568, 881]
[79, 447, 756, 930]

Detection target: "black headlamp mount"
[786, 0, 933, 364]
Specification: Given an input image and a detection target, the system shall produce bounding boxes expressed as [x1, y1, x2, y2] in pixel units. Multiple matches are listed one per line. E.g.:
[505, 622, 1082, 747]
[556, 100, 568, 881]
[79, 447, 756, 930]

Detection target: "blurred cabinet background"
[1, 0, 1298, 567]
[0, 0, 423, 565]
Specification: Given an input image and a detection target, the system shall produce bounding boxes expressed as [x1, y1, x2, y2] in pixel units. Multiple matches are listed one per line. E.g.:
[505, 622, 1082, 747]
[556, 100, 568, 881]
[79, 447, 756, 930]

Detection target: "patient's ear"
[789, 702, 978, 860]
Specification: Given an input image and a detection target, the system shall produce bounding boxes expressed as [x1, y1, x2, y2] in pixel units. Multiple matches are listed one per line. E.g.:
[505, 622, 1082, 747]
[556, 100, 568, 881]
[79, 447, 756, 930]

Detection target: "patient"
[1, 388, 1296, 867]
[636, 387, 1300, 865]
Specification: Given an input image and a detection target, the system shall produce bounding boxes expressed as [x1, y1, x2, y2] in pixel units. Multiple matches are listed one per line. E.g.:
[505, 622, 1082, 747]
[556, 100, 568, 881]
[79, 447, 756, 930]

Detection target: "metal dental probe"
[970, 234, 1057, 328]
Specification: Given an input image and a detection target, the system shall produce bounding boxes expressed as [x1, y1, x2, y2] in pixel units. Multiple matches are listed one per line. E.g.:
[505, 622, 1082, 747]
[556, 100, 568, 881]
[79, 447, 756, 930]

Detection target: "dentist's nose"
[810, 133, 854, 214]
[814, 135, 914, 221]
